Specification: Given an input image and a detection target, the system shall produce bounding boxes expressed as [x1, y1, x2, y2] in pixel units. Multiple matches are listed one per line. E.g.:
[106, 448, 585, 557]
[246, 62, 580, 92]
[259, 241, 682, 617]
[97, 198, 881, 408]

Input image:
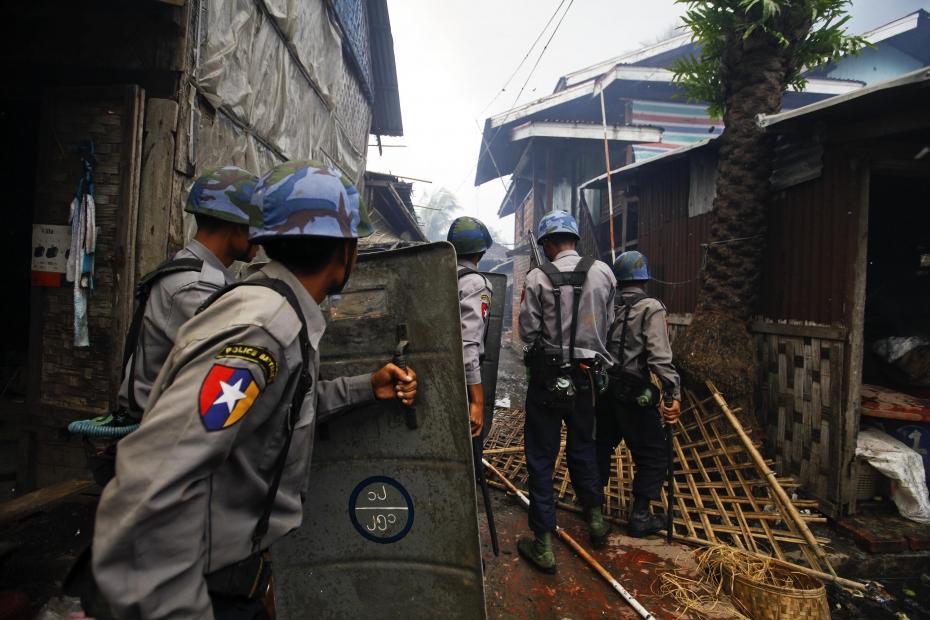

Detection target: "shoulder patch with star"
[199, 365, 262, 431]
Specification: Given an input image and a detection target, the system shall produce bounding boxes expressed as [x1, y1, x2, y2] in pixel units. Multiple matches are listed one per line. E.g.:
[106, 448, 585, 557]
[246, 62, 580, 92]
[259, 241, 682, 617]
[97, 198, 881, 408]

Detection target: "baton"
[474, 438, 499, 556]
[664, 397, 675, 543]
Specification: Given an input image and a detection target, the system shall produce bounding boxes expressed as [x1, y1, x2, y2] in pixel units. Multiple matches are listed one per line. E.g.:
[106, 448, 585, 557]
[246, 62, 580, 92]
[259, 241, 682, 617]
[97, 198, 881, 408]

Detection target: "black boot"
[627, 495, 664, 538]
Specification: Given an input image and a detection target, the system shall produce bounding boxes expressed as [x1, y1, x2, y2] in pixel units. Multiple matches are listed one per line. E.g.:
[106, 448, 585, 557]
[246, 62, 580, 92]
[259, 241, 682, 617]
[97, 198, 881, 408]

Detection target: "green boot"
[586, 506, 611, 549]
[517, 532, 556, 574]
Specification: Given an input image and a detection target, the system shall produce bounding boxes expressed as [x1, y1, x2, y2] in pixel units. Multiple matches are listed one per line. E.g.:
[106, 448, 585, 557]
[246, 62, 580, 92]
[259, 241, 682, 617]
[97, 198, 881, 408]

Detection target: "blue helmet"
[185, 166, 260, 226]
[447, 216, 493, 255]
[249, 160, 373, 242]
[613, 251, 650, 282]
[537, 210, 580, 243]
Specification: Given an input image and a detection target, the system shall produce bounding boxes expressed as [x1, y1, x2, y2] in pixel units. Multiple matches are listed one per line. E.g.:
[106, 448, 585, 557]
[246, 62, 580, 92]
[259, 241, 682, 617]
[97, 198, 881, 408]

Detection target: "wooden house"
[581, 68, 930, 517]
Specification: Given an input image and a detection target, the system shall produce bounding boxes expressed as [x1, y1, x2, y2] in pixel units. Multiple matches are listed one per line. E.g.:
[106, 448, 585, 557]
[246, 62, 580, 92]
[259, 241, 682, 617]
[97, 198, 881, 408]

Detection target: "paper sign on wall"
[31, 224, 71, 287]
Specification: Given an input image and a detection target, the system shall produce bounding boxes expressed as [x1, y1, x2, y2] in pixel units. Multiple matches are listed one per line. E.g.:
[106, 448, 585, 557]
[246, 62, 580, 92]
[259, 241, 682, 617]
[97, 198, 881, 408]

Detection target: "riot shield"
[272, 242, 486, 620]
[480, 272, 506, 442]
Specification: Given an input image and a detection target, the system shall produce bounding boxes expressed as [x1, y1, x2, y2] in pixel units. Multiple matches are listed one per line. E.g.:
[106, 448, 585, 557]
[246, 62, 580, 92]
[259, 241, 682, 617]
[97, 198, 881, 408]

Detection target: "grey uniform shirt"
[93, 260, 376, 620]
[117, 240, 236, 417]
[608, 287, 682, 401]
[457, 259, 492, 385]
[518, 250, 616, 365]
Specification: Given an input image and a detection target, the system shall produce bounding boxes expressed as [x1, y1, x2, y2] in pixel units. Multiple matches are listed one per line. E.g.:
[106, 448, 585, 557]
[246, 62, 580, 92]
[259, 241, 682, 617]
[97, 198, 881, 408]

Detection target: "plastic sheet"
[195, 0, 370, 183]
[872, 336, 930, 386]
[856, 428, 930, 524]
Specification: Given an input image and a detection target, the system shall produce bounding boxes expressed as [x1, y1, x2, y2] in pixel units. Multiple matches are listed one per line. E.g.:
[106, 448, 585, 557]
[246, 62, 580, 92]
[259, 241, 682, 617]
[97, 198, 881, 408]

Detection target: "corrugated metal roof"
[757, 66, 930, 130]
[581, 136, 719, 189]
[364, 171, 425, 241]
[367, 0, 403, 136]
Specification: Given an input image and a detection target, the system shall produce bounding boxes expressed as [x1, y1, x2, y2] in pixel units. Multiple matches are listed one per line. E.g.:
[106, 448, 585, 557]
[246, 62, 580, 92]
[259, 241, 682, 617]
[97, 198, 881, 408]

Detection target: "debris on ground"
[484, 385, 842, 580]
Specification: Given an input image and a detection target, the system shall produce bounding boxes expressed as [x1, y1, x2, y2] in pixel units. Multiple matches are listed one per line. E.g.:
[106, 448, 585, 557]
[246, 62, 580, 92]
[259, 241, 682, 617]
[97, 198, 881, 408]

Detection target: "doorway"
[0, 100, 40, 405]
[863, 173, 930, 393]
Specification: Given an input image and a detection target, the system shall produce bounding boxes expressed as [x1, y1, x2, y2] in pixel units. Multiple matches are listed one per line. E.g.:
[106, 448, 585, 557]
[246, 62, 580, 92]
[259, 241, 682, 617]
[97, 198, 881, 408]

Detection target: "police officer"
[92, 161, 418, 619]
[118, 166, 261, 420]
[597, 250, 681, 538]
[446, 216, 494, 438]
[517, 210, 616, 573]
[73, 167, 261, 487]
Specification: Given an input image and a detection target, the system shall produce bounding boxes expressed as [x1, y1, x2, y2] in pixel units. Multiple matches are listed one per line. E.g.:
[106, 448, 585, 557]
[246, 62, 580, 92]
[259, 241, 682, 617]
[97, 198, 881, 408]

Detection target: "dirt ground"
[477, 487, 717, 619]
[483, 341, 709, 619]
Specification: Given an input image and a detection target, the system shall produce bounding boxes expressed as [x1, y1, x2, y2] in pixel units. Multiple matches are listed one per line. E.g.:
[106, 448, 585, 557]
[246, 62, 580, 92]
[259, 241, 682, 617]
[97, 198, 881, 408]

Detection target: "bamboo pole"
[483, 459, 656, 620]
[706, 382, 838, 578]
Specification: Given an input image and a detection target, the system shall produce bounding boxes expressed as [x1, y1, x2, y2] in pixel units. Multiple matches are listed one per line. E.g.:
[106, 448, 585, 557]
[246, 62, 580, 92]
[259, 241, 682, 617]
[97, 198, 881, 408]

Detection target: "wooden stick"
[483, 459, 656, 620]
[706, 382, 837, 578]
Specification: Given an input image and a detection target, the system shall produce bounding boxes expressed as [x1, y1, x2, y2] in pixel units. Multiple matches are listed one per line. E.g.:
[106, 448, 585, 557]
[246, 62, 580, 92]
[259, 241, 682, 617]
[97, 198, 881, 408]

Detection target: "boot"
[585, 506, 611, 549]
[517, 532, 556, 574]
[627, 495, 664, 538]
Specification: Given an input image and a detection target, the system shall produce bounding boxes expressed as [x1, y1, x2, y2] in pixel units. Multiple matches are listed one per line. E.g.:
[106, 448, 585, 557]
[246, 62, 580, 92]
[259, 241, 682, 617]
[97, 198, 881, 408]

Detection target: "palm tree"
[671, 0, 865, 429]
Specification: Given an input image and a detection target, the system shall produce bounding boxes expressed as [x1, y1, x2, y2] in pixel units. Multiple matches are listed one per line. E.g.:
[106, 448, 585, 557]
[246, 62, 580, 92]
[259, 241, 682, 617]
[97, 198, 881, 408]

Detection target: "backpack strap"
[123, 258, 204, 413]
[608, 291, 649, 371]
[537, 257, 595, 365]
[197, 278, 312, 552]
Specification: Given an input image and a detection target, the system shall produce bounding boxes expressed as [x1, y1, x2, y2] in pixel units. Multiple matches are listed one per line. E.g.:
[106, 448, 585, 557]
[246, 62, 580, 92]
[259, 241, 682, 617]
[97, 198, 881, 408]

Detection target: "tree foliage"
[418, 187, 464, 242]
[672, 0, 868, 117]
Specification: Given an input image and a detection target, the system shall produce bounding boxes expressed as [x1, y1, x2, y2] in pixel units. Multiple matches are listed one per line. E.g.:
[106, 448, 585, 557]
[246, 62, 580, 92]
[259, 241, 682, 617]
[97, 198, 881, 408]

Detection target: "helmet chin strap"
[328, 241, 356, 295]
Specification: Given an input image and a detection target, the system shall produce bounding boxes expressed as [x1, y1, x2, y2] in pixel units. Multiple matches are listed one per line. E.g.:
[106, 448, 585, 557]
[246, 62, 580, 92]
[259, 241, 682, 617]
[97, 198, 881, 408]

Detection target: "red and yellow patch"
[199, 365, 261, 431]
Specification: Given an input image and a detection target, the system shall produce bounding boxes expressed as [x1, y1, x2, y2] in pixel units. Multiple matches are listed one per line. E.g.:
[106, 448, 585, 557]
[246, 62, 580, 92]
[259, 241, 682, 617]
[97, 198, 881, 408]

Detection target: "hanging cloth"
[67, 145, 97, 347]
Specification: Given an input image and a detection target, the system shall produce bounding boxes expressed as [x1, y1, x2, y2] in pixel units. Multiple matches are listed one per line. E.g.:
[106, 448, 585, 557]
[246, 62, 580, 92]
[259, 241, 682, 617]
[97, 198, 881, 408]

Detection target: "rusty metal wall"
[635, 160, 710, 313]
[635, 149, 862, 327]
[762, 149, 861, 326]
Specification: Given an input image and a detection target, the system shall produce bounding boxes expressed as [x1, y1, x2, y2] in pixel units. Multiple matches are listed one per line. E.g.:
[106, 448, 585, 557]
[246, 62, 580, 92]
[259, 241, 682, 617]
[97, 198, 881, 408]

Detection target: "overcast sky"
[368, 0, 930, 244]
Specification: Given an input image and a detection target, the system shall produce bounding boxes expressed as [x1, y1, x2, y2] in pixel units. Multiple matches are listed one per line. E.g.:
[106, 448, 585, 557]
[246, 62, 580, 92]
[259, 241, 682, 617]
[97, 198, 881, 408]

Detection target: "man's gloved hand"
[371, 363, 418, 405]
[660, 399, 681, 425]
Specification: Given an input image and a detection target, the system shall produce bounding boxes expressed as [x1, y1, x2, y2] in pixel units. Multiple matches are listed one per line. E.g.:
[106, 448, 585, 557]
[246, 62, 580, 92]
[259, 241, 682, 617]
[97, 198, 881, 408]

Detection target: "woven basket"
[729, 568, 829, 620]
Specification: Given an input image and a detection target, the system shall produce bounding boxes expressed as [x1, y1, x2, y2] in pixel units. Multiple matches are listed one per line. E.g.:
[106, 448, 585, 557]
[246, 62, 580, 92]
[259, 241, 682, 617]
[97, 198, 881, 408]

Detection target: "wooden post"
[841, 159, 870, 515]
[599, 84, 617, 263]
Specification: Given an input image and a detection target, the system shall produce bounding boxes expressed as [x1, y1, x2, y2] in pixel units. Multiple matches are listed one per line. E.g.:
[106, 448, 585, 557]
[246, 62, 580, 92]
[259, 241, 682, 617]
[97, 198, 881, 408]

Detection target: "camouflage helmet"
[447, 216, 493, 255]
[613, 250, 650, 282]
[249, 160, 373, 242]
[537, 210, 580, 243]
[185, 166, 260, 226]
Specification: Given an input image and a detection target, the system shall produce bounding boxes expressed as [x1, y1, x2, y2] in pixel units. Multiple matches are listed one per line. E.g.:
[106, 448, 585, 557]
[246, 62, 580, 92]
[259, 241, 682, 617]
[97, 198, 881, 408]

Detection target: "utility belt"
[206, 550, 273, 600]
[606, 365, 659, 408]
[525, 345, 606, 405]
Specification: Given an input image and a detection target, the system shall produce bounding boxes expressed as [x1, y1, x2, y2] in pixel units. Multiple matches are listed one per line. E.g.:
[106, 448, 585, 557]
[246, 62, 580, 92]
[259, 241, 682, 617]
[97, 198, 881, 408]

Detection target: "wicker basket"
[729, 567, 829, 620]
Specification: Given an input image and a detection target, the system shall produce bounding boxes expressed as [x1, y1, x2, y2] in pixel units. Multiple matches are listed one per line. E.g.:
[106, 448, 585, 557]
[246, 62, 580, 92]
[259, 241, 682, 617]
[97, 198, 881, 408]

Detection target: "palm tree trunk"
[674, 24, 801, 432]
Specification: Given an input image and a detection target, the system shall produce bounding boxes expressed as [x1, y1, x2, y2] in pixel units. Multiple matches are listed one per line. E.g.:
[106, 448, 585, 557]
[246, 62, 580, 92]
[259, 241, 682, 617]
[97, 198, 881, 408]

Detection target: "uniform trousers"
[211, 593, 271, 620]
[595, 398, 668, 501]
[524, 384, 603, 535]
